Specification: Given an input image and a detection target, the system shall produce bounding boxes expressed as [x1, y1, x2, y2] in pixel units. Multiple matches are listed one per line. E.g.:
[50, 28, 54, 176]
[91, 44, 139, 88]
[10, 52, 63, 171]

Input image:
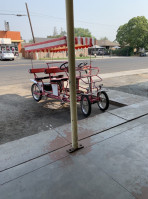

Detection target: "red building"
[0, 31, 23, 55]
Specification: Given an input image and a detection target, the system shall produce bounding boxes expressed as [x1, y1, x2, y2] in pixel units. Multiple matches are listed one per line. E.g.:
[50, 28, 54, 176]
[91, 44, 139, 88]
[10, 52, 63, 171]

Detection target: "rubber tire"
[31, 83, 42, 102]
[97, 91, 109, 111]
[80, 95, 91, 117]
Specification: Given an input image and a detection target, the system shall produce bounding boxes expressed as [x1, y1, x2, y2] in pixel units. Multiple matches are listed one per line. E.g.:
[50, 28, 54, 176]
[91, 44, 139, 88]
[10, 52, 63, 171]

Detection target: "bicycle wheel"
[97, 91, 109, 111]
[80, 95, 91, 117]
[31, 83, 42, 102]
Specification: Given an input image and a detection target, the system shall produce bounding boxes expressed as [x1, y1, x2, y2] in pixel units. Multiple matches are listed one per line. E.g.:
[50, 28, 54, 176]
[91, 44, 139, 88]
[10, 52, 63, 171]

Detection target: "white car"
[0, 51, 14, 61]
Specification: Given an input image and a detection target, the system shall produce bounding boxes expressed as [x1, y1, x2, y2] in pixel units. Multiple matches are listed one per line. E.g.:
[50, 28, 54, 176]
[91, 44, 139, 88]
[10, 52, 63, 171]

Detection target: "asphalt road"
[1, 56, 148, 85]
[0, 56, 148, 144]
[1, 56, 148, 72]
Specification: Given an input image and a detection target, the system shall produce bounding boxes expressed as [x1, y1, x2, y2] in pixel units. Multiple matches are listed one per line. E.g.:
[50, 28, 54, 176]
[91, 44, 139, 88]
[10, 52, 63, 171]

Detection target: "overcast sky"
[0, 0, 148, 42]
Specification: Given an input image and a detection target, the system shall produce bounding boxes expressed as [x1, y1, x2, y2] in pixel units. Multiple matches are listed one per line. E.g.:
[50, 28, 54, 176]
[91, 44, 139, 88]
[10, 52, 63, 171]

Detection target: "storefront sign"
[0, 38, 11, 44]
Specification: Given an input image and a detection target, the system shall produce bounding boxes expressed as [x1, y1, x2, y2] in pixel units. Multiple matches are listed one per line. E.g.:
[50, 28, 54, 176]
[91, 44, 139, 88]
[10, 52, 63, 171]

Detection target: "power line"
[0, 13, 26, 16]
[25, 11, 118, 27]
[0, 13, 17, 16]
[0, 10, 118, 27]
[0, 9, 25, 12]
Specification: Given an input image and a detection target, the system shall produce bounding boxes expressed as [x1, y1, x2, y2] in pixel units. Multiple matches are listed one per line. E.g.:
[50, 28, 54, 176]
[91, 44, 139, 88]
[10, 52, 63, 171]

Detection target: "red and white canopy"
[24, 36, 95, 53]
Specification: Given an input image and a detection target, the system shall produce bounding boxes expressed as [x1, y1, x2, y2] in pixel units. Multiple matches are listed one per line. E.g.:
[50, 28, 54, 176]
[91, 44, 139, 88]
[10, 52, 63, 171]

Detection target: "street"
[1, 57, 148, 85]
[0, 57, 148, 144]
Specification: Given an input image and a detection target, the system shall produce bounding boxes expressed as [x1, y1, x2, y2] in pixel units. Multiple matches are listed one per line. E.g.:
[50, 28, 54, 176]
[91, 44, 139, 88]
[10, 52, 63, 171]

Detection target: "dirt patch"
[0, 83, 117, 145]
[2, 72, 148, 145]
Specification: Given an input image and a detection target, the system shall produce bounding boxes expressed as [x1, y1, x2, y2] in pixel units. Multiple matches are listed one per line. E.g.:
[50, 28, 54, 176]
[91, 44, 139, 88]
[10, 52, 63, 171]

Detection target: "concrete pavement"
[101, 68, 148, 79]
[1, 90, 148, 199]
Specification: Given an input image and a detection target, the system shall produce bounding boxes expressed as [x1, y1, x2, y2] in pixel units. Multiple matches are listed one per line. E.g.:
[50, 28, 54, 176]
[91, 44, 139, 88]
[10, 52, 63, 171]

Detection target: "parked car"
[97, 50, 108, 56]
[97, 50, 104, 55]
[140, 52, 146, 57]
[0, 51, 14, 60]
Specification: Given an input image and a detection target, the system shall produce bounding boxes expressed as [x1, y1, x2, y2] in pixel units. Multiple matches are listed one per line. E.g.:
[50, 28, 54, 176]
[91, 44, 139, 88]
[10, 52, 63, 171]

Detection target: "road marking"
[0, 62, 44, 67]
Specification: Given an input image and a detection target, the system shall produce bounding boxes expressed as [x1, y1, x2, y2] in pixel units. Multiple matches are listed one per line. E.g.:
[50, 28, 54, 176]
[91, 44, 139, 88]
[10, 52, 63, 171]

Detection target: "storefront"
[0, 31, 23, 56]
[0, 38, 19, 55]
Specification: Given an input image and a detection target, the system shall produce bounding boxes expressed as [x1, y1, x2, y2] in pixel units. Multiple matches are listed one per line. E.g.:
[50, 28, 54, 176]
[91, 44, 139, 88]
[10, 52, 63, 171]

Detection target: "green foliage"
[116, 16, 148, 49]
[112, 46, 134, 56]
[47, 27, 93, 38]
[47, 35, 64, 38]
[29, 39, 33, 43]
[53, 26, 58, 37]
[47, 27, 67, 38]
[60, 30, 66, 36]
[116, 24, 128, 46]
[100, 36, 108, 40]
[79, 53, 84, 57]
[74, 28, 92, 37]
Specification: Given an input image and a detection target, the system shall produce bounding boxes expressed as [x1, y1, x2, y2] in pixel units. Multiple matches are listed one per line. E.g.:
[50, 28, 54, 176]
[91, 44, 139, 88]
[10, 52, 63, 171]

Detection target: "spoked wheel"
[31, 83, 42, 102]
[80, 95, 91, 117]
[97, 91, 109, 111]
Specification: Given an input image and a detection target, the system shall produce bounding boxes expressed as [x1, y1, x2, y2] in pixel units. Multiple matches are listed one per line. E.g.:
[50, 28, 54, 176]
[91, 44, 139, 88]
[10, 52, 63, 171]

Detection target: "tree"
[60, 27, 67, 36]
[53, 26, 58, 37]
[74, 28, 92, 37]
[47, 27, 93, 38]
[116, 16, 148, 50]
[47, 27, 67, 38]
[100, 37, 108, 40]
[29, 39, 33, 43]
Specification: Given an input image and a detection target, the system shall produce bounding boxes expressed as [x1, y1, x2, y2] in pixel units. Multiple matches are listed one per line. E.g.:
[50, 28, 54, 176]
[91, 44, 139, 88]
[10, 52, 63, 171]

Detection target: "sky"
[0, 0, 148, 42]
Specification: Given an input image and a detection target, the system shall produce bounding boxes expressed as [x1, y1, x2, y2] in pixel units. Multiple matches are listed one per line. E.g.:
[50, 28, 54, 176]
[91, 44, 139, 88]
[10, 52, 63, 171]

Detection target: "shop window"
[12, 47, 15, 52]
[1, 47, 6, 51]
[6, 46, 10, 51]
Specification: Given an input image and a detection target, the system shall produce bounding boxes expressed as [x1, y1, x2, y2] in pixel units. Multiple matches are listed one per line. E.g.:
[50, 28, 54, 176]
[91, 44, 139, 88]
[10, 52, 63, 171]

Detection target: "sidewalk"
[101, 68, 148, 79]
[1, 90, 148, 199]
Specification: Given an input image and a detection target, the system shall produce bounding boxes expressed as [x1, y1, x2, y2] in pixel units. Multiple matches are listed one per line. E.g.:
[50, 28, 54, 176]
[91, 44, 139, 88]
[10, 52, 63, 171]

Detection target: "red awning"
[24, 36, 95, 52]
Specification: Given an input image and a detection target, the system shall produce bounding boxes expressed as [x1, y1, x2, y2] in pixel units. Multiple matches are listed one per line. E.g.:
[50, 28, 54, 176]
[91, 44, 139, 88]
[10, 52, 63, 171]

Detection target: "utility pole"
[25, 2, 35, 43]
[65, 0, 83, 152]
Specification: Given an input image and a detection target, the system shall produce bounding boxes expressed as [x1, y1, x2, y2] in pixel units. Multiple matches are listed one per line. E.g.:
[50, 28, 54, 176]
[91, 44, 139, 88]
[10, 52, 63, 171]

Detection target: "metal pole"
[25, 2, 35, 43]
[65, 0, 78, 150]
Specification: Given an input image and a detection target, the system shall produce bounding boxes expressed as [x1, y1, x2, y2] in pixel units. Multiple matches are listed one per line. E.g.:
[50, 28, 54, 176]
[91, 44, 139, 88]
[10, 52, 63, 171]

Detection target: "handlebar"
[78, 62, 88, 68]
[60, 62, 68, 70]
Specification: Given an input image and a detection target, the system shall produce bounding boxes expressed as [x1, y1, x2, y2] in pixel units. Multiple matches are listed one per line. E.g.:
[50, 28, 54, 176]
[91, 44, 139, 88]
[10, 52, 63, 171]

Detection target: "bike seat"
[50, 77, 68, 83]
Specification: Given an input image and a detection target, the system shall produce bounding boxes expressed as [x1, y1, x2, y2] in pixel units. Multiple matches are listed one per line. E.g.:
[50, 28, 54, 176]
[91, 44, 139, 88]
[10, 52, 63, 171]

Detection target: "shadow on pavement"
[107, 81, 148, 98]
[0, 93, 119, 144]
